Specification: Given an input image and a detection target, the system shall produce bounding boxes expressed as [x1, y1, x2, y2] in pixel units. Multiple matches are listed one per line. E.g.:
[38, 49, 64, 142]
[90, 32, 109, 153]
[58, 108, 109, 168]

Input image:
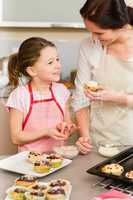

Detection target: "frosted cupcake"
[28, 151, 43, 164]
[25, 191, 46, 200]
[33, 160, 51, 173]
[46, 154, 63, 168]
[6, 186, 27, 200]
[84, 81, 104, 92]
[101, 163, 124, 176]
[49, 179, 70, 192]
[30, 182, 48, 193]
[15, 175, 38, 187]
[46, 187, 65, 200]
[126, 170, 133, 179]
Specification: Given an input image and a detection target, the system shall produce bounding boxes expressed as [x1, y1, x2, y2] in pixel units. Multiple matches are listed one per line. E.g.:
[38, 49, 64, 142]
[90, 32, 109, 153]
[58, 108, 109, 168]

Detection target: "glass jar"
[98, 140, 121, 157]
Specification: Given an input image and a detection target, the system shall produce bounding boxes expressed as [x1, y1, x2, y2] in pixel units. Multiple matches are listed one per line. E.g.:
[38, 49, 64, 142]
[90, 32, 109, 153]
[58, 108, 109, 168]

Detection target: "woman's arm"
[84, 89, 133, 107]
[10, 108, 66, 145]
[72, 38, 93, 137]
[75, 107, 92, 154]
[64, 98, 73, 124]
[76, 106, 90, 138]
[71, 38, 94, 153]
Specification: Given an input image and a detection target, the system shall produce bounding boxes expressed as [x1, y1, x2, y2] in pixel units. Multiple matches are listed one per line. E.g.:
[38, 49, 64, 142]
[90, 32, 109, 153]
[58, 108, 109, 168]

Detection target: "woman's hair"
[8, 37, 56, 87]
[80, 0, 133, 29]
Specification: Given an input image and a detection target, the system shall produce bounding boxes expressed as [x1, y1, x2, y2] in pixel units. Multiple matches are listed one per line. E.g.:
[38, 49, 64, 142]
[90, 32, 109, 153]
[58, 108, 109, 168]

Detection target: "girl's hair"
[8, 37, 56, 87]
[80, 0, 133, 29]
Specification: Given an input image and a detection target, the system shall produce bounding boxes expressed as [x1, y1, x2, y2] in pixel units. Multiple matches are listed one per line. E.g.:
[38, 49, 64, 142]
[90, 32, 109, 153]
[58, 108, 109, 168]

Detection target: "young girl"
[6, 37, 76, 153]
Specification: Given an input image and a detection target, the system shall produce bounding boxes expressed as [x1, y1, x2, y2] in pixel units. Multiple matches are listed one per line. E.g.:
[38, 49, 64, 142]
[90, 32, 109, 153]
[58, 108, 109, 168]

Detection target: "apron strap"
[50, 85, 64, 118]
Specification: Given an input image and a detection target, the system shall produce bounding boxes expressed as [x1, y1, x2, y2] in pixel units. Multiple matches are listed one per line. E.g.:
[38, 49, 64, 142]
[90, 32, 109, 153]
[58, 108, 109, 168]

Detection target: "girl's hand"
[48, 128, 68, 141]
[84, 88, 126, 104]
[56, 122, 78, 138]
[76, 137, 92, 154]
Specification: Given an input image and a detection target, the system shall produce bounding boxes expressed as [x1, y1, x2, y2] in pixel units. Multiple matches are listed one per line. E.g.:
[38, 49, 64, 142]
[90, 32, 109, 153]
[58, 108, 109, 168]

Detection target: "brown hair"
[80, 0, 133, 29]
[8, 37, 56, 87]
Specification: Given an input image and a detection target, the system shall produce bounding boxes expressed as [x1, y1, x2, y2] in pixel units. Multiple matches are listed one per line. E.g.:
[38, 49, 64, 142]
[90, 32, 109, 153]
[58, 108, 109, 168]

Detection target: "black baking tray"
[87, 146, 133, 183]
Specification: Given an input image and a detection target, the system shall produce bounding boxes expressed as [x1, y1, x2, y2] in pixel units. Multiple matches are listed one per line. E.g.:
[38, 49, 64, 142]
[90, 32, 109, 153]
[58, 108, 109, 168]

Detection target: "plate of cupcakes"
[5, 175, 72, 200]
[0, 151, 72, 177]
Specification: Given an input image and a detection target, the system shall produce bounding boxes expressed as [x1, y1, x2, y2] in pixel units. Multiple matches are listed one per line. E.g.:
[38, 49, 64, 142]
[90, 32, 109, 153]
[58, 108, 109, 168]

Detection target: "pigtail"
[8, 53, 20, 87]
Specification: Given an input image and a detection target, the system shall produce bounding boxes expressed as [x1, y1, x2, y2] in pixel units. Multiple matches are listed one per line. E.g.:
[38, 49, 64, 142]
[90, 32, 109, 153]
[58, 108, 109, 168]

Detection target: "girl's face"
[31, 46, 61, 84]
[84, 19, 119, 46]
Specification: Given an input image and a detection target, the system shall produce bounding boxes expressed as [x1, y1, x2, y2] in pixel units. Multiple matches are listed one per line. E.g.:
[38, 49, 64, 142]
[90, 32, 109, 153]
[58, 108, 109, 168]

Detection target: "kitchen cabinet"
[0, 99, 17, 155]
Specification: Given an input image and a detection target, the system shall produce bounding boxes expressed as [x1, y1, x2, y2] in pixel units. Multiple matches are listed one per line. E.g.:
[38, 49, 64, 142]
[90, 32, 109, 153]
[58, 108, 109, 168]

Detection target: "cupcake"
[125, 170, 133, 179]
[101, 163, 124, 176]
[25, 191, 46, 200]
[28, 151, 43, 164]
[6, 186, 27, 200]
[30, 182, 48, 193]
[46, 154, 63, 168]
[33, 160, 51, 173]
[84, 81, 103, 92]
[46, 187, 65, 200]
[15, 175, 38, 187]
[49, 179, 70, 192]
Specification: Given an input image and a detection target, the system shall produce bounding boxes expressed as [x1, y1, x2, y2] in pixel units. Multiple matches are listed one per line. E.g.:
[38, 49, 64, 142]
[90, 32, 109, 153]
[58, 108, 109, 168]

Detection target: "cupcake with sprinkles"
[49, 179, 70, 192]
[6, 186, 28, 200]
[46, 154, 63, 168]
[15, 175, 38, 188]
[46, 187, 66, 200]
[30, 182, 48, 194]
[28, 151, 43, 164]
[125, 170, 133, 180]
[33, 160, 51, 173]
[25, 190, 46, 200]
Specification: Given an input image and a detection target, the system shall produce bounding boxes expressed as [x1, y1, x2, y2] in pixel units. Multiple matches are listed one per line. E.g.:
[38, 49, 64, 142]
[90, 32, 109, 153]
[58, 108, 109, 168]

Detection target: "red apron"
[19, 83, 64, 153]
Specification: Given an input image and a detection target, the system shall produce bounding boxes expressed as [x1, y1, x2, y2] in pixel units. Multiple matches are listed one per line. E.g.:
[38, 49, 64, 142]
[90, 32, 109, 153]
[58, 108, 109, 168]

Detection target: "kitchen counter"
[0, 151, 107, 200]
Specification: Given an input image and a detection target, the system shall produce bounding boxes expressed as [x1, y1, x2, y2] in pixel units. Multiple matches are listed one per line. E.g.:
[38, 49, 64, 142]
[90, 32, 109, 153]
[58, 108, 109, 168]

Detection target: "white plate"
[5, 180, 72, 200]
[0, 151, 72, 177]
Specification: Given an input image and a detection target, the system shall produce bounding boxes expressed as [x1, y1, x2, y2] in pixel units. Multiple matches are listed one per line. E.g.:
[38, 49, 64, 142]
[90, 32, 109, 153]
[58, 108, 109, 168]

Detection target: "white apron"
[90, 49, 133, 146]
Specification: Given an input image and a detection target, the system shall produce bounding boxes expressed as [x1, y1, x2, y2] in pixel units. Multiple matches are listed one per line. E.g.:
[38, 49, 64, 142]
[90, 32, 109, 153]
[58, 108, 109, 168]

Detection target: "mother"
[74, 0, 133, 154]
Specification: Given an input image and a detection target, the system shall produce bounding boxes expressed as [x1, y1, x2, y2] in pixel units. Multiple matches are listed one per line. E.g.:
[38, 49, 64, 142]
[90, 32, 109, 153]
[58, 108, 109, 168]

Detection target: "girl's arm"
[10, 108, 66, 145]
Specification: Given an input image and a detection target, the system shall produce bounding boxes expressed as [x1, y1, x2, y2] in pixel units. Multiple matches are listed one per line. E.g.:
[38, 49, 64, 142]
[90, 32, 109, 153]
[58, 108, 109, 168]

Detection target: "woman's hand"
[56, 122, 78, 138]
[76, 137, 92, 154]
[84, 88, 127, 104]
[48, 128, 68, 141]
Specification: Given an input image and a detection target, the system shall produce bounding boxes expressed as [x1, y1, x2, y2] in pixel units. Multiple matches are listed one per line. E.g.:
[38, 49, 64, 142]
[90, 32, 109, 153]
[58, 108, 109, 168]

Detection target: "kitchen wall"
[0, 27, 89, 79]
[0, 27, 88, 40]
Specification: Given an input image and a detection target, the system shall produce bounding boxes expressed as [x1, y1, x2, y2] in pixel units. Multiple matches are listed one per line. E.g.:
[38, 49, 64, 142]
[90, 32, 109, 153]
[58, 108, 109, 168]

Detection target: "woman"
[73, 0, 133, 154]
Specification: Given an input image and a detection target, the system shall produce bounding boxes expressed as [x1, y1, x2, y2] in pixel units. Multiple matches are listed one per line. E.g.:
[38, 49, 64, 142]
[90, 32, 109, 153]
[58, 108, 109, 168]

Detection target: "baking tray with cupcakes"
[0, 151, 72, 177]
[5, 175, 72, 200]
[87, 146, 133, 183]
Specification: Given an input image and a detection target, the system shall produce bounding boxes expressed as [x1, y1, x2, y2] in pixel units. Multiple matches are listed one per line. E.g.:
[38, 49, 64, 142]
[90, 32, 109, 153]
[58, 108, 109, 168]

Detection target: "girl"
[6, 37, 76, 153]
